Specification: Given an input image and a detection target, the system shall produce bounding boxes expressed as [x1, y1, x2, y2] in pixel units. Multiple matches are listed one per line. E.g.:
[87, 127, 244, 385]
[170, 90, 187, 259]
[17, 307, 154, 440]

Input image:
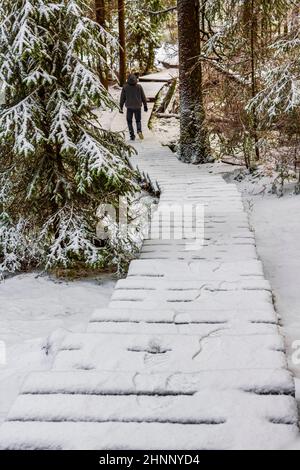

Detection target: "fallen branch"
[141, 6, 177, 16]
[157, 78, 177, 114]
[221, 158, 245, 166]
[200, 57, 250, 87]
[155, 112, 180, 119]
[159, 60, 179, 69]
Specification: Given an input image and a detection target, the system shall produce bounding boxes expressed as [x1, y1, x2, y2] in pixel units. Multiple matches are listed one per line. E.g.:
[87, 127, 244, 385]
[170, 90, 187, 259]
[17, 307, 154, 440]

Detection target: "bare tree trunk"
[95, 0, 108, 89]
[118, 0, 126, 86]
[177, 0, 209, 163]
[145, 44, 155, 75]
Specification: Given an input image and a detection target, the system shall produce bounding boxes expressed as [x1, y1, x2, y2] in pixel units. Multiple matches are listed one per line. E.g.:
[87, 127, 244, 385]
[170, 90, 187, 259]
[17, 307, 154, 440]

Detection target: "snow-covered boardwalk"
[0, 79, 299, 450]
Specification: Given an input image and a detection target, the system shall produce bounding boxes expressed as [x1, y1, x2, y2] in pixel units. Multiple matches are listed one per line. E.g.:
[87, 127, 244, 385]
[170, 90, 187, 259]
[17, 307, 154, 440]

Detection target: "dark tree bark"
[177, 0, 209, 164]
[250, 0, 260, 162]
[95, 0, 108, 89]
[118, 0, 126, 86]
[145, 44, 155, 75]
[243, 0, 260, 162]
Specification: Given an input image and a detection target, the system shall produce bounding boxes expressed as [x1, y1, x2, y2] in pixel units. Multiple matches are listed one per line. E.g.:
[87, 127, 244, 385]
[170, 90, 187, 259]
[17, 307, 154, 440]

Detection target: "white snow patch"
[0, 273, 115, 423]
[156, 44, 178, 67]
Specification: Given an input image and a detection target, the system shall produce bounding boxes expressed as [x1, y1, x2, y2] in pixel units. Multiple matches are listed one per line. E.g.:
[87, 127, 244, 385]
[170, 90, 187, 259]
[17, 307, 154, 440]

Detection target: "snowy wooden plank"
[87, 321, 279, 335]
[90, 305, 277, 325]
[19, 369, 295, 397]
[128, 259, 264, 279]
[5, 392, 297, 427]
[1, 419, 298, 450]
[50, 332, 286, 372]
[110, 289, 273, 309]
[114, 278, 271, 292]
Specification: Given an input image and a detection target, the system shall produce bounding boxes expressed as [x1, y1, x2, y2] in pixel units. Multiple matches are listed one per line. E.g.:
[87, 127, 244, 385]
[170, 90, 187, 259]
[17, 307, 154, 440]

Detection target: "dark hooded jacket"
[120, 74, 148, 110]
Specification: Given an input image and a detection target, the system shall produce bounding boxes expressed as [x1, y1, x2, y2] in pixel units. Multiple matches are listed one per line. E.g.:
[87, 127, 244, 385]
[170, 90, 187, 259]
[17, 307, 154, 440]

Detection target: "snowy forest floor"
[0, 274, 115, 423]
[2, 162, 299, 429]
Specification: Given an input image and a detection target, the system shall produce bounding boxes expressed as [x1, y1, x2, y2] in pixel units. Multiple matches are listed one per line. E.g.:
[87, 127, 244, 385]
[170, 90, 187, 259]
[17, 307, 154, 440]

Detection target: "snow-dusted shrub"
[97, 193, 154, 275]
[248, 32, 300, 120]
[0, 0, 138, 276]
[247, 25, 300, 190]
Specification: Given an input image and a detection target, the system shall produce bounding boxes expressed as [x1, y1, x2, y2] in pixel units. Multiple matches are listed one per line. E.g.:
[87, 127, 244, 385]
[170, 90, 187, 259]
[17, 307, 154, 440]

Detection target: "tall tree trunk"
[144, 10, 157, 75]
[177, 0, 209, 164]
[145, 44, 155, 75]
[250, 0, 260, 162]
[118, 0, 126, 86]
[95, 0, 108, 89]
[243, 0, 260, 162]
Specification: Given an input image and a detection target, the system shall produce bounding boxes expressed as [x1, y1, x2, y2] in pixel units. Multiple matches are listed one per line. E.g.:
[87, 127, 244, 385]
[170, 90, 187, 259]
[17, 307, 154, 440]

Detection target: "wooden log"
[155, 113, 180, 119]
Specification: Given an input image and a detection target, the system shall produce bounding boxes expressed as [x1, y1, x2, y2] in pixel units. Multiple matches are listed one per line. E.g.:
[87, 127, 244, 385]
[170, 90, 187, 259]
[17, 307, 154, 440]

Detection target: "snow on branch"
[249, 64, 300, 119]
[0, 216, 40, 275]
[0, 94, 44, 156]
[69, 62, 114, 111]
[0, 0, 137, 275]
[76, 131, 127, 185]
[39, 206, 100, 268]
[48, 92, 76, 154]
[248, 32, 300, 120]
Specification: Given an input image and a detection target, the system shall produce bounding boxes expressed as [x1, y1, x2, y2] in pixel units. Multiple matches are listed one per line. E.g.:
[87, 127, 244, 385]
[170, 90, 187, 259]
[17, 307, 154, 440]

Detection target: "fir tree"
[249, 28, 300, 120]
[0, 0, 137, 275]
[196, 0, 294, 167]
[126, 0, 165, 74]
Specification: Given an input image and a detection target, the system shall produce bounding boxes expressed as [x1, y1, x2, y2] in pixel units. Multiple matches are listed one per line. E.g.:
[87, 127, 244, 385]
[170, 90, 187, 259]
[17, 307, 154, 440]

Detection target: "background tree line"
[1, 0, 299, 276]
[93, 0, 176, 85]
[92, 0, 300, 183]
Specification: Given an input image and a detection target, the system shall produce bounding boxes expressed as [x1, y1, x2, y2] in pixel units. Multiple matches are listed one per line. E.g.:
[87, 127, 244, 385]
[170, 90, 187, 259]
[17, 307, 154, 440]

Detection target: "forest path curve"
[0, 72, 299, 450]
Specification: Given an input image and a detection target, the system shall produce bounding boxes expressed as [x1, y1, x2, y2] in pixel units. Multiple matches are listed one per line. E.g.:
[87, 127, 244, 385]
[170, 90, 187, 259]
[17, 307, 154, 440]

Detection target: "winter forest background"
[1, 0, 300, 276]
[0, 0, 300, 436]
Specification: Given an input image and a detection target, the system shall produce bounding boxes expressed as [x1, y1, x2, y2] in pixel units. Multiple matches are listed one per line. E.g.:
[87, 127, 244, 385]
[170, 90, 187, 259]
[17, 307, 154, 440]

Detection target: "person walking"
[120, 73, 148, 141]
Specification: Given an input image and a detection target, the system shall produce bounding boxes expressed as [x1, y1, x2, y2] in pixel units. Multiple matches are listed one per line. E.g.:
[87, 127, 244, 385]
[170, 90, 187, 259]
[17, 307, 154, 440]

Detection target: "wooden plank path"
[139, 69, 178, 83]
[0, 78, 299, 450]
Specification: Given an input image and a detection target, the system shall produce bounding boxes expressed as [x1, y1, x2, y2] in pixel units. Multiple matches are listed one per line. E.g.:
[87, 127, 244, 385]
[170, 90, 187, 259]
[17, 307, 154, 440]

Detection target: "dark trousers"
[126, 108, 142, 137]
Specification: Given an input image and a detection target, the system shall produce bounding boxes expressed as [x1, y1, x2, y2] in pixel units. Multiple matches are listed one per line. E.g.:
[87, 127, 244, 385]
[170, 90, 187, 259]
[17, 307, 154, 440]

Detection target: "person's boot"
[138, 131, 144, 140]
[130, 134, 135, 141]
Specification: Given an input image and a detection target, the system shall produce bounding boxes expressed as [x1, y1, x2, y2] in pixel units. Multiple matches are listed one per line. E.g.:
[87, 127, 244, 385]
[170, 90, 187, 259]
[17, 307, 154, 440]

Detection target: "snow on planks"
[0, 82, 299, 450]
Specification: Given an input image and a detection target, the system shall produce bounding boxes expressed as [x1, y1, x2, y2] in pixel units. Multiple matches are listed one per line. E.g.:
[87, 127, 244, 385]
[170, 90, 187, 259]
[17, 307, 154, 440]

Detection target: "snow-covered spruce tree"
[126, 0, 164, 74]
[248, 26, 300, 193]
[0, 0, 137, 275]
[248, 31, 300, 122]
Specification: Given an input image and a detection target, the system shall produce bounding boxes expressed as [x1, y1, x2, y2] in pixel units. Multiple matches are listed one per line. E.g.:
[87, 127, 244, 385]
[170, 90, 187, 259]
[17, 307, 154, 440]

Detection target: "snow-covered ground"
[156, 43, 178, 68]
[2, 135, 299, 450]
[241, 180, 300, 405]
[251, 194, 300, 403]
[151, 115, 179, 147]
[209, 163, 300, 406]
[1, 67, 299, 446]
[0, 273, 115, 423]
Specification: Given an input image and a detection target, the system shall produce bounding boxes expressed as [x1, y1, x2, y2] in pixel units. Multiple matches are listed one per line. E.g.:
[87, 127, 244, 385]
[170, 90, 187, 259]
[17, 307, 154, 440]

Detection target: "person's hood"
[127, 74, 138, 85]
